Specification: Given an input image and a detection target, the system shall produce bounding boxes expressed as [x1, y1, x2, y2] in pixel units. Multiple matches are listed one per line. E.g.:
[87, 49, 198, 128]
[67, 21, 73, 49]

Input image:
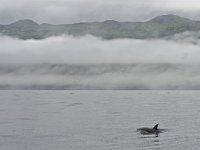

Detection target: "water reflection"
[138, 135, 161, 150]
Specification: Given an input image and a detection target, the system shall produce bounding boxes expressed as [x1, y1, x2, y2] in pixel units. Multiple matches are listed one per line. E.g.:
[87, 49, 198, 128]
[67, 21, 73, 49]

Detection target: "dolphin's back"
[137, 124, 167, 135]
[137, 127, 157, 134]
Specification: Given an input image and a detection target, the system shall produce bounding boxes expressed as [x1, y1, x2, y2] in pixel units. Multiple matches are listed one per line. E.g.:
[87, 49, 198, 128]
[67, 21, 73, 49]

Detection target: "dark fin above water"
[153, 123, 159, 130]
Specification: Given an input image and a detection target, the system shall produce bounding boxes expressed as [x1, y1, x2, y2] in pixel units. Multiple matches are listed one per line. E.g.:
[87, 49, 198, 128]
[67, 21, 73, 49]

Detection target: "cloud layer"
[0, 35, 200, 64]
[1, 63, 200, 90]
[1, 0, 200, 24]
[0, 34, 200, 89]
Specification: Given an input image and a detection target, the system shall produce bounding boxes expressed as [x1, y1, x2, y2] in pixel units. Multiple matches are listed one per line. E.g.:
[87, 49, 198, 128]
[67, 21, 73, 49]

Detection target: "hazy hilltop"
[1, 14, 200, 40]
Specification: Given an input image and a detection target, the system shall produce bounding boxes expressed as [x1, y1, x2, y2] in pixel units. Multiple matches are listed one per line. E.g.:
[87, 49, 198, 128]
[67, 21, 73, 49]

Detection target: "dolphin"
[137, 123, 166, 135]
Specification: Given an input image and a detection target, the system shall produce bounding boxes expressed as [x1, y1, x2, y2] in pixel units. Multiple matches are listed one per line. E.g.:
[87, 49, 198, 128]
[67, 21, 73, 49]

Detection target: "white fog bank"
[0, 35, 200, 64]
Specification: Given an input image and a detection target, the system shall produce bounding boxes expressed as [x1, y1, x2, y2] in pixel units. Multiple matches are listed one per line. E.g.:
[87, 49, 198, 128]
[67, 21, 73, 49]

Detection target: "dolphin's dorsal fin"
[153, 123, 159, 130]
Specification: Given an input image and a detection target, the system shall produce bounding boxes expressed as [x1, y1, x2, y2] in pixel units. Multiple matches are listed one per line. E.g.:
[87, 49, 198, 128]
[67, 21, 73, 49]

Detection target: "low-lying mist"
[0, 34, 200, 64]
[0, 34, 200, 90]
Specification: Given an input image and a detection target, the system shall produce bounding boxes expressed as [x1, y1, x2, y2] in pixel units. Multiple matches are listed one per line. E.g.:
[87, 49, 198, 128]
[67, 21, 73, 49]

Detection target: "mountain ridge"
[0, 14, 200, 40]
[148, 14, 192, 24]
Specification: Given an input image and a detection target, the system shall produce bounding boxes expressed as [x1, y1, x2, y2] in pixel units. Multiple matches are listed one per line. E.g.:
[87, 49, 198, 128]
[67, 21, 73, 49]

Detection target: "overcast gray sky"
[1, 0, 200, 24]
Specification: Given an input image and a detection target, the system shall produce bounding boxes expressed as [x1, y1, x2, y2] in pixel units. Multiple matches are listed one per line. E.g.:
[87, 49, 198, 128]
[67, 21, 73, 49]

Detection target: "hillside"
[0, 14, 200, 40]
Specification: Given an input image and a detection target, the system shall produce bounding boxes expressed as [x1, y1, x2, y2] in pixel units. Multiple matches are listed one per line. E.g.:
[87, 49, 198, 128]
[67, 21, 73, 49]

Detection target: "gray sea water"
[0, 90, 200, 150]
